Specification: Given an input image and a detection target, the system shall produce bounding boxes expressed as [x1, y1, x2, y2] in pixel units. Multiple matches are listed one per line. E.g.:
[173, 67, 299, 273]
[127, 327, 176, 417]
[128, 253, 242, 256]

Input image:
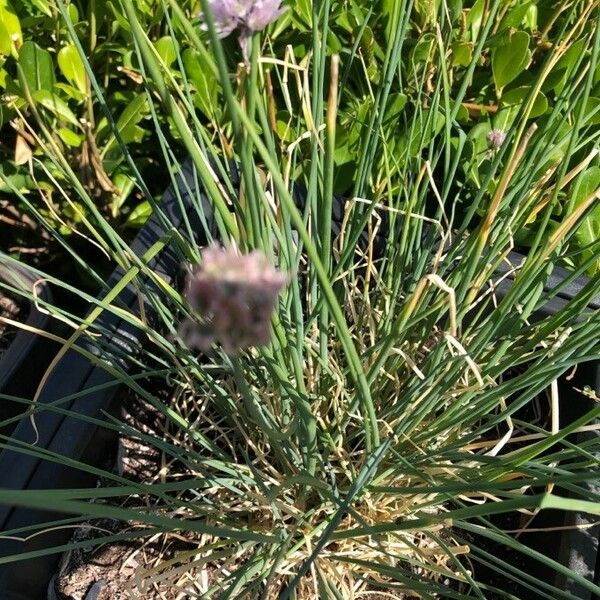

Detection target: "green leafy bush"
[0, 0, 177, 232]
[2, 0, 599, 265]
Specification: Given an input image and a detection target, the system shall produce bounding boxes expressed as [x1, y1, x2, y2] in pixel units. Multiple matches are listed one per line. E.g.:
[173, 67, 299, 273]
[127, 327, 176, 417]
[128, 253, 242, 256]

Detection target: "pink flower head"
[486, 128, 506, 149]
[179, 245, 289, 355]
[203, 0, 286, 62]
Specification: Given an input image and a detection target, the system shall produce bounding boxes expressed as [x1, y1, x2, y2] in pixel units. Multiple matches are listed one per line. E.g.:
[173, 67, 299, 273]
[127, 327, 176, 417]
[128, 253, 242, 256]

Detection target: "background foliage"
[1, 1, 599, 269]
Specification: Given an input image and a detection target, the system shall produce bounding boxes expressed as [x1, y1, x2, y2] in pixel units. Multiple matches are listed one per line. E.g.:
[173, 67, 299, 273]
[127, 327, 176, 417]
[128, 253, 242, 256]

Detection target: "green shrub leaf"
[0, 4, 21, 56]
[498, 1, 533, 31]
[492, 30, 530, 91]
[154, 36, 177, 66]
[31, 89, 79, 126]
[102, 93, 148, 154]
[57, 127, 84, 147]
[572, 167, 600, 275]
[57, 43, 87, 93]
[27, 0, 52, 17]
[451, 41, 473, 67]
[501, 85, 548, 118]
[125, 199, 152, 227]
[182, 48, 219, 118]
[18, 40, 54, 93]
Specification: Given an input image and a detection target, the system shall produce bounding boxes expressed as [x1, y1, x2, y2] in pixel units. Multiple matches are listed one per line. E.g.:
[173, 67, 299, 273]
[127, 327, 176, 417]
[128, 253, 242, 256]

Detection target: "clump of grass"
[0, 1, 599, 598]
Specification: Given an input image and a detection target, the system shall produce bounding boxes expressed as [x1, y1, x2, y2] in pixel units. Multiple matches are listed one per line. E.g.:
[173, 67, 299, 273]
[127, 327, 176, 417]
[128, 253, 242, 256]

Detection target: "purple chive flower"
[204, 0, 286, 62]
[486, 128, 507, 149]
[179, 245, 289, 355]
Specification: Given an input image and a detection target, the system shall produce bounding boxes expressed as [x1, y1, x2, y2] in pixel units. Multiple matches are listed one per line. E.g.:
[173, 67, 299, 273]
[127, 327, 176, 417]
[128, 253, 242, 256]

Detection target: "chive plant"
[0, 0, 599, 597]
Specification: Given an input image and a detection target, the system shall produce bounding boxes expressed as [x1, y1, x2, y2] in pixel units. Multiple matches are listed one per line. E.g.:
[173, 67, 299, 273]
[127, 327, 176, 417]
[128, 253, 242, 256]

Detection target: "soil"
[0, 290, 22, 358]
[53, 391, 204, 600]
[53, 521, 202, 600]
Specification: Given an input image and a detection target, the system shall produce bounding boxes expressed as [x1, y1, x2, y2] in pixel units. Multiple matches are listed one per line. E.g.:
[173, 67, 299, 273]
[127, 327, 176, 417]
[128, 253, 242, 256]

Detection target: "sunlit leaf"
[492, 30, 531, 91]
[58, 43, 87, 94]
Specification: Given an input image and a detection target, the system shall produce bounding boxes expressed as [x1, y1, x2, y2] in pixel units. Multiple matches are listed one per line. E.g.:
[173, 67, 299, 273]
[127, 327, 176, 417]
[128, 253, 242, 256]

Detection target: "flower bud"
[179, 245, 288, 355]
[203, 0, 286, 62]
[486, 128, 507, 149]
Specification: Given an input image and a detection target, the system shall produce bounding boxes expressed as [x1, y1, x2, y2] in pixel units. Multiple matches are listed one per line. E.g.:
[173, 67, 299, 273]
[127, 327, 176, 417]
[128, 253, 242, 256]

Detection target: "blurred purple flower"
[179, 245, 289, 355]
[486, 128, 506, 149]
[204, 0, 286, 62]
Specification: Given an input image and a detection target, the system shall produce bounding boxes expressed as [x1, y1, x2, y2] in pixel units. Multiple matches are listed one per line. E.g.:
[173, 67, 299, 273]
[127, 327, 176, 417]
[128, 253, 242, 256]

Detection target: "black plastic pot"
[0, 262, 54, 412]
[472, 254, 600, 599]
[0, 161, 214, 600]
[0, 160, 597, 598]
[555, 360, 600, 597]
